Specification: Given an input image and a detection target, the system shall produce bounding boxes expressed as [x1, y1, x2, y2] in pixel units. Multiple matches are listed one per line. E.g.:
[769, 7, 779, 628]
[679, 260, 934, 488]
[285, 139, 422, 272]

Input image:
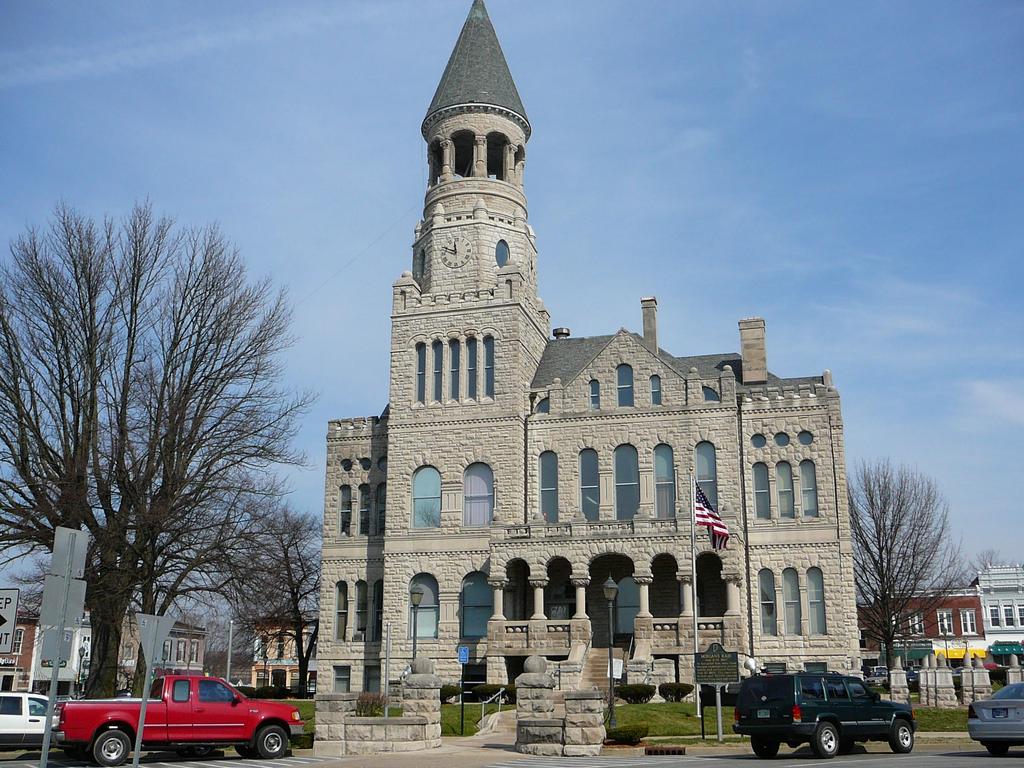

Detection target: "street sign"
[136, 613, 177, 663]
[40, 575, 86, 629]
[0, 589, 19, 654]
[41, 627, 73, 665]
[51, 527, 89, 579]
[694, 642, 740, 685]
[457, 645, 470, 665]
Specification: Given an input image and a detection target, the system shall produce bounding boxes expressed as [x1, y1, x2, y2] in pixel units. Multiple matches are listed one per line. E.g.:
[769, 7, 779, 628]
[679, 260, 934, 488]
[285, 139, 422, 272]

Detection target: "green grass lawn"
[914, 707, 967, 731]
[612, 702, 733, 736]
[282, 699, 316, 734]
[441, 702, 504, 736]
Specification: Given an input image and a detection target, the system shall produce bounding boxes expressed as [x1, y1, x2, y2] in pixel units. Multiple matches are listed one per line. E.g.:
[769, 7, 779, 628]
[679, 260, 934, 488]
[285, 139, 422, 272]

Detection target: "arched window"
[589, 379, 600, 410]
[412, 466, 442, 528]
[758, 570, 777, 636]
[654, 444, 675, 518]
[807, 567, 827, 634]
[535, 397, 549, 414]
[449, 339, 460, 400]
[614, 444, 640, 520]
[409, 574, 439, 639]
[483, 336, 495, 397]
[616, 364, 634, 406]
[335, 581, 348, 641]
[372, 579, 384, 641]
[702, 386, 721, 402]
[415, 343, 426, 403]
[650, 375, 662, 405]
[413, 249, 425, 279]
[461, 572, 491, 639]
[800, 460, 818, 518]
[616, 577, 640, 634]
[339, 485, 352, 535]
[355, 580, 368, 637]
[428, 139, 442, 185]
[374, 482, 386, 534]
[432, 340, 443, 401]
[463, 463, 494, 527]
[452, 130, 475, 177]
[776, 461, 795, 518]
[695, 441, 718, 511]
[495, 239, 510, 267]
[466, 337, 478, 400]
[358, 484, 371, 535]
[539, 451, 558, 522]
[579, 449, 600, 521]
[753, 463, 770, 519]
[783, 568, 802, 635]
[486, 131, 510, 180]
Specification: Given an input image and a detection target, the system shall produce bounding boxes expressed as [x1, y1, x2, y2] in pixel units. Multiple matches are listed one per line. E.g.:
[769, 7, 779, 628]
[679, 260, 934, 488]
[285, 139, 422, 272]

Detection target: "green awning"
[990, 643, 1024, 655]
[903, 648, 933, 661]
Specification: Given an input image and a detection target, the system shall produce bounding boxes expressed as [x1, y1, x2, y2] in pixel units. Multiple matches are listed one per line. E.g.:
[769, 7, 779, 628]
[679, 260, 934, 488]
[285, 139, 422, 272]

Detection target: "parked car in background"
[0, 693, 53, 747]
[865, 666, 889, 686]
[967, 682, 1024, 757]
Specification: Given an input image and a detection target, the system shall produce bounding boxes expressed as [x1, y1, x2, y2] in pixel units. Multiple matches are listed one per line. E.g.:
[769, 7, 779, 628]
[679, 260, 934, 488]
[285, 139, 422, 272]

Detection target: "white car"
[0, 693, 50, 748]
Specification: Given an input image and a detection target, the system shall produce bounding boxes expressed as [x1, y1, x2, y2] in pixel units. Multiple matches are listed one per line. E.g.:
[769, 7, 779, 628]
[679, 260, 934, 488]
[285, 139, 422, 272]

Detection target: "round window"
[751, 434, 767, 448]
[798, 431, 814, 446]
[359, 457, 372, 471]
[774, 432, 790, 447]
[495, 239, 510, 267]
[340, 459, 353, 472]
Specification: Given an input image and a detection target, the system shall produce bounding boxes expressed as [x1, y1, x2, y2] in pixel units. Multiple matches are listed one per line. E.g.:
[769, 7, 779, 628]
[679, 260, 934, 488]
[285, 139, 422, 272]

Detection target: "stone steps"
[581, 646, 624, 692]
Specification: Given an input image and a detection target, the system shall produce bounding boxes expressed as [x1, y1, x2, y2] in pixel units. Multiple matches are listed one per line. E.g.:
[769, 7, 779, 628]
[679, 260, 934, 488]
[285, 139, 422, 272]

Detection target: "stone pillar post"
[473, 135, 487, 177]
[1007, 654, 1024, 685]
[725, 575, 741, 616]
[312, 692, 359, 757]
[491, 580, 507, 621]
[933, 653, 958, 709]
[515, 656, 561, 756]
[530, 579, 547, 620]
[963, 654, 992, 704]
[440, 139, 453, 182]
[572, 578, 589, 619]
[563, 690, 606, 757]
[402, 656, 443, 748]
[635, 575, 652, 618]
[888, 656, 909, 704]
[920, 653, 933, 707]
[679, 576, 693, 617]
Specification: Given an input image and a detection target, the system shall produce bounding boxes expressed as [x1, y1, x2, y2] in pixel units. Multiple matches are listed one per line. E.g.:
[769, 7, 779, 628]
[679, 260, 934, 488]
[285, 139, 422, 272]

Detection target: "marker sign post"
[0, 590, 20, 654]
[39, 527, 90, 768]
[694, 642, 739, 743]
[457, 645, 470, 735]
[131, 613, 177, 768]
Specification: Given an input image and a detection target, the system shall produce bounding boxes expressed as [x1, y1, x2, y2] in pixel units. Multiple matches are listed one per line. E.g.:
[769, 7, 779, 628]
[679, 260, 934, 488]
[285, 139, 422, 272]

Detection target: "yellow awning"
[936, 648, 986, 659]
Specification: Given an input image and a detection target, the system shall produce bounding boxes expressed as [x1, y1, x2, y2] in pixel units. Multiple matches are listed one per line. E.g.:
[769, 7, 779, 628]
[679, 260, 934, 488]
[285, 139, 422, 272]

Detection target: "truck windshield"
[149, 678, 164, 699]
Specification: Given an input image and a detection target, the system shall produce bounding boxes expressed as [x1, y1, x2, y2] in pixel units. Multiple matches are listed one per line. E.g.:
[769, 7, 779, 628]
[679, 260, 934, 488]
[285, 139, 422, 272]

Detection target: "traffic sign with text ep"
[0, 589, 19, 654]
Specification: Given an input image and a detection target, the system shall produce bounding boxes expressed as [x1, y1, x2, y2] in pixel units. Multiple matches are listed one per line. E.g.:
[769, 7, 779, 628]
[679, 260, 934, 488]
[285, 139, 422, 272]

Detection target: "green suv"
[733, 673, 916, 759]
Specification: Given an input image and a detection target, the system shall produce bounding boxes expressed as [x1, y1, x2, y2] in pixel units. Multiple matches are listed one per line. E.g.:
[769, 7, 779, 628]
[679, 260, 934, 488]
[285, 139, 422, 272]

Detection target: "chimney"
[738, 317, 767, 384]
[641, 297, 658, 351]
[552, 327, 571, 339]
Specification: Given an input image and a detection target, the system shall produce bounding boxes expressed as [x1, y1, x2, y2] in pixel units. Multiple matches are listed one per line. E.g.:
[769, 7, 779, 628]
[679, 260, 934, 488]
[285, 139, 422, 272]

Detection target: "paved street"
[0, 754, 332, 768]
[480, 751, 1011, 767]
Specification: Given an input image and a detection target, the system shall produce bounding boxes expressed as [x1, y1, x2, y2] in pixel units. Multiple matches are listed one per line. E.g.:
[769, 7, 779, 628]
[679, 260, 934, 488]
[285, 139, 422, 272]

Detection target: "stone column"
[635, 575, 652, 618]
[312, 692, 359, 757]
[473, 135, 487, 177]
[563, 690, 605, 757]
[504, 143, 516, 183]
[725, 575, 741, 616]
[963, 654, 992, 704]
[679, 576, 693, 617]
[920, 653, 933, 707]
[458, 334, 468, 404]
[1008, 654, 1024, 685]
[933, 653, 958, 709]
[530, 579, 548, 620]
[402, 656, 443, 749]
[491, 580, 507, 621]
[515, 656, 561, 756]
[572, 578, 589, 620]
[440, 139, 453, 182]
[888, 656, 909, 704]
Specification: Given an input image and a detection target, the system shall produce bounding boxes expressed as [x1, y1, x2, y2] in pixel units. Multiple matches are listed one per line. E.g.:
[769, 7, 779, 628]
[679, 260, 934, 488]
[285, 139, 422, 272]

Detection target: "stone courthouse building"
[318, 0, 860, 694]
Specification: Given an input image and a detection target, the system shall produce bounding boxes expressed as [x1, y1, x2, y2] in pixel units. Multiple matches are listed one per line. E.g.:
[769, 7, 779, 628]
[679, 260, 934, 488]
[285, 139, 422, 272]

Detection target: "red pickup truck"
[54, 675, 303, 767]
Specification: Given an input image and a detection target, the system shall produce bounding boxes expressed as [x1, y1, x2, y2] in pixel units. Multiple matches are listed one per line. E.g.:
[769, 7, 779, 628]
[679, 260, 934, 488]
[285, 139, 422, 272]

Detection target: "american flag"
[694, 483, 730, 550]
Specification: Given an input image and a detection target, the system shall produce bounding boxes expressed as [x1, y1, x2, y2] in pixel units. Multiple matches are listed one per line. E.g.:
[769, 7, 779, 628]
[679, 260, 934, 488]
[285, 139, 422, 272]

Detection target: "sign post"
[383, 622, 392, 719]
[457, 645, 470, 735]
[130, 613, 176, 768]
[694, 642, 739, 743]
[0, 590, 19, 654]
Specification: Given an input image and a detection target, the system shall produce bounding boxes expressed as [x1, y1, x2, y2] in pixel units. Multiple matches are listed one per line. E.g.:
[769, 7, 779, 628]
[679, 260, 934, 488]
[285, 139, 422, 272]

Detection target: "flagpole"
[692, 473, 701, 722]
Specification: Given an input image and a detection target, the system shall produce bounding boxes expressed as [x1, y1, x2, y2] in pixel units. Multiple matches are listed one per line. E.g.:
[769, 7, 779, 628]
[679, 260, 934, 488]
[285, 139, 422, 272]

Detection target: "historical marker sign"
[694, 642, 740, 685]
[0, 590, 19, 654]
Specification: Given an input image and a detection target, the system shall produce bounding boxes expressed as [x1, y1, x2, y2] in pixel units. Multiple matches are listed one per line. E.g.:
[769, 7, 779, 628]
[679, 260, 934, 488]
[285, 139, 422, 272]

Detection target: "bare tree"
[969, 548, 1003, 576]
[0, 203, 313, 695]
[850, 459, 966, 665]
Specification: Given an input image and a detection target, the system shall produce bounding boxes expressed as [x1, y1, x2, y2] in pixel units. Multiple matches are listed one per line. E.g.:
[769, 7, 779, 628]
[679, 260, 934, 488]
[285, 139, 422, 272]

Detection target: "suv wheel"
[92, 730, 132, 767]
[811, 722, 839, 759]
[984, 742, 1010, 756]
[255, 725, 288, 759]
[751, 736, 780, 758]
[888, 719, 914, 754]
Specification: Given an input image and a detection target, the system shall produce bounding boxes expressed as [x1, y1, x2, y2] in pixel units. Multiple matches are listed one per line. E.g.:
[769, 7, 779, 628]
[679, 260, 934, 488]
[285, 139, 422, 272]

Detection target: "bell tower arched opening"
[452, 131, 475, 178]
[486, 131, 510, 180]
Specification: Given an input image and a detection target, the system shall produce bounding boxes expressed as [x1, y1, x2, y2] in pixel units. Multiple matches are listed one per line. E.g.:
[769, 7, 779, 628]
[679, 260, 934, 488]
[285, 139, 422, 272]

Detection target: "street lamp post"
[410, 585, 425, 661]
[77, 645, 87, 696]
[603, 576, 619, 728]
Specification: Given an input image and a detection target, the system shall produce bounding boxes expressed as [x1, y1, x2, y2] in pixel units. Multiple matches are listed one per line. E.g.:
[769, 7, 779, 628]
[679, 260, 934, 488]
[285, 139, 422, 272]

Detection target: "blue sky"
[1, 0, 1021, 562]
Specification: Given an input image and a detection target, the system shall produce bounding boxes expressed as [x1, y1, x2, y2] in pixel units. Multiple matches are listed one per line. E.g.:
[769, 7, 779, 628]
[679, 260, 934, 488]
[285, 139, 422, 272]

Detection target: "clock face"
[438, 233, 473, 268]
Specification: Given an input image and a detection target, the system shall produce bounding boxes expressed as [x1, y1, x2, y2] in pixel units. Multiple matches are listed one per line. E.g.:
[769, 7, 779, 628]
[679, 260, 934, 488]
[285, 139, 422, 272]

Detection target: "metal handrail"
[480, 686, 507, 722]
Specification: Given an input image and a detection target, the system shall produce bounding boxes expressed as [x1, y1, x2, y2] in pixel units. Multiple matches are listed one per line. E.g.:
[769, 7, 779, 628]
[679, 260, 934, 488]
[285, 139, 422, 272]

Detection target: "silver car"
[968, 682, 1024, 756]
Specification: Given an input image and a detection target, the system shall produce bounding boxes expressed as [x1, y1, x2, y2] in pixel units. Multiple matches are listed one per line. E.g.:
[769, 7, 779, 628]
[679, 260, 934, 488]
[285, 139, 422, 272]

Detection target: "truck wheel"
[810, 722, 839, 759]
[751, 736, 780, 758]
[255, 725, 288, 759]
[92, 730, 132, 767]
[888, 719, 914, 754]
[984, 742, 1010, 756]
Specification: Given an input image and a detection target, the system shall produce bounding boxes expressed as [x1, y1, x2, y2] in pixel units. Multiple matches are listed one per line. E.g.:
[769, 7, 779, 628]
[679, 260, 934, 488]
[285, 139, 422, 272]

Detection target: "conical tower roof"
[424, 0, 528, 129]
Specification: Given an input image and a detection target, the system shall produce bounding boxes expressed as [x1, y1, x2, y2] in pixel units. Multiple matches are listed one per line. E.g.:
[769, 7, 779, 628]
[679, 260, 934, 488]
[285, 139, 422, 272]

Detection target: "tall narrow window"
[358, 484, 371, 535]
[335, 581, 348, 641]
[534, 397, 549, 413]
[759, 569, 777, 636]
[374, 483, 386, 534]
[412, 466, 442, 528]
[616, 364, 634, 406]
[776, 462, 794, 518]
[355, 580, 368, 637]
[753, 463, 770, 519]
[539, 451, 558, 522]
[463, 463, 494, 527]
[483, 336, 495, 397]
[800, 460, 818, 517]
[614, 443, 640, 520]
[466, 337, 478, 400]
[807, 567, 826, 634]
[432, 340, 443, 401]
[339, 485, 352, 535]
[579, 449, 600, 521]
[695, 441, 718, 511]
[461, 572, 491, 639]
[495, 239, 510, 267]
[589, 379, 600, 410]
[409, 574, 439, 639]
[654, 444, 675, 518]
[783, 568, 802, 635]
[650, 375, 662, 405]
[372, 579, 384, 641]
[449, 339, 460, 400]
[415, 343, 426, 403]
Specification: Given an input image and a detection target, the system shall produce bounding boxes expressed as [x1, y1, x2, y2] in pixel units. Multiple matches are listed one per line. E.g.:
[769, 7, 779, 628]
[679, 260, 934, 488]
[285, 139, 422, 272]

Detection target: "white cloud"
[962, 380, 1024, 427]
